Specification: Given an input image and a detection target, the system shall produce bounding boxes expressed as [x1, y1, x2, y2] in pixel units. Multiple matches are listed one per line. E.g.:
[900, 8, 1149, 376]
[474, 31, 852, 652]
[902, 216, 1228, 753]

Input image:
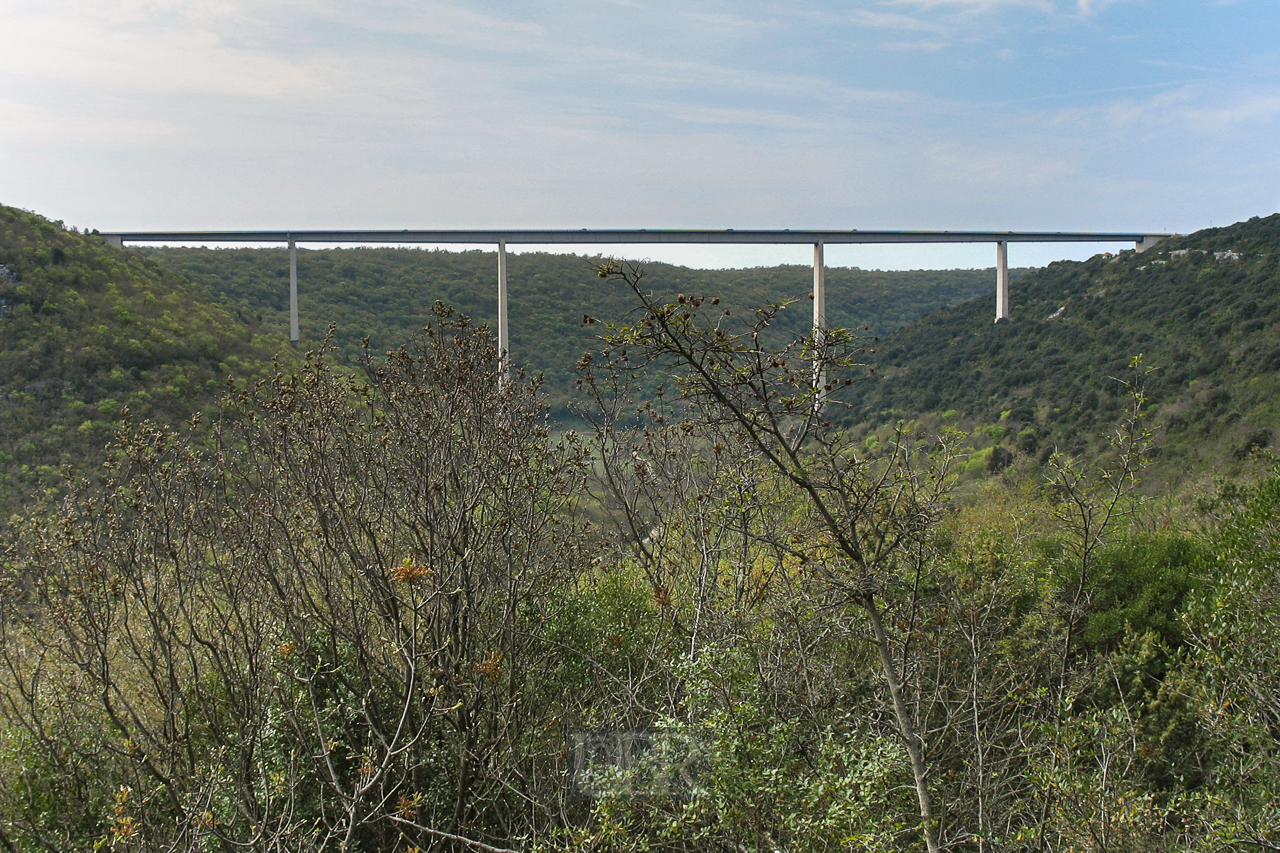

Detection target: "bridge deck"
[103, 228, 1159, 246]
[101, 227, 1168, 349]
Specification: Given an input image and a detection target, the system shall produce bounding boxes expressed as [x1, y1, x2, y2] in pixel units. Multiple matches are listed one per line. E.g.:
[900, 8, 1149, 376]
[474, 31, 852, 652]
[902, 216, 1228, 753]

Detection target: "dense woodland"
[0, 208, 293, 521]
[844, 216, 1280, 487]
[0, 203, 1279, 852]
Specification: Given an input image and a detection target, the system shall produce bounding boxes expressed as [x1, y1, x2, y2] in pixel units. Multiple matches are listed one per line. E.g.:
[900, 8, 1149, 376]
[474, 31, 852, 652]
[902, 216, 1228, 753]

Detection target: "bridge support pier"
[995, 241, 1009, 323]
[289, 237, 300, 344]
[813, 242, 826, 394]
[497, 240, 508, 378]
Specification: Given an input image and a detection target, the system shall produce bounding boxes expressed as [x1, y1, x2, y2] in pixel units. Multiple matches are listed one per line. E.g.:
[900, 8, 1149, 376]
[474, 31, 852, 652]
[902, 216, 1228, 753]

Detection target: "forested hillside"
[847, 214, 1280, 485]
[0, 205, 291, 518]
[139, 245, 1004, 415]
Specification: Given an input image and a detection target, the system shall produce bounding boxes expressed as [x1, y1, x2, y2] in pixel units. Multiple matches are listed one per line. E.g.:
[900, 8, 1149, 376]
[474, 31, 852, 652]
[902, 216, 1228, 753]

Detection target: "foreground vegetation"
[2, 268, 1278, 851]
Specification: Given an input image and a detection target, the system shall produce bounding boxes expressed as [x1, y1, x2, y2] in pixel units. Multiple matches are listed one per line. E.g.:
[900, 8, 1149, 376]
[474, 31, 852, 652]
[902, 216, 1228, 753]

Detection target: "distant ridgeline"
[843, 213, 1280, 483]
[0, 204, 292, 520]
[136, 245, 1004, 416]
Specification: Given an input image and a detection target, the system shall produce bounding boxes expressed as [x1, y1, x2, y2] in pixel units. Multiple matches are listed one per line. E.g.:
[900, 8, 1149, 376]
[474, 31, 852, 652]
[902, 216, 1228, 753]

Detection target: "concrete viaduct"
[101, 229, 1167, 361]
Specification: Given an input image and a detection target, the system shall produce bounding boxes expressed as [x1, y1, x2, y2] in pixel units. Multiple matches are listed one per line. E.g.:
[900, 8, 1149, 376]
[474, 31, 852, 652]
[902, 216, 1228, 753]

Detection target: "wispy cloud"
[675, 10, 772, 32]
[879, 40, 951, 52]
[1046, 81, 1280, 137]
[1141, 59, 1229, 75]
[877, 0, 1135, 24]
[1173, 90, 1280, 130]
[0, 1, 345, 98]
[1073, 0, 1124, 15]
[813, 0, 1138, 55]
[0, 96, 184, 146]
[644, 103, 829, 131]
[884, 0, 1055, 14]
[843, 8, 951, 32]
[299, 0, 551, 54]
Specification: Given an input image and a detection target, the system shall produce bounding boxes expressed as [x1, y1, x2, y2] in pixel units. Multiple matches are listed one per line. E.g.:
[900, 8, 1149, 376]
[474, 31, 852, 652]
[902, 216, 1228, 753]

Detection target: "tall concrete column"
[813, 242, 826, 393]
[289, 237, 300, 344]
[497, 240, 508, 374]
[995, 241, 1009, 323]
[813, 242, 826, 330]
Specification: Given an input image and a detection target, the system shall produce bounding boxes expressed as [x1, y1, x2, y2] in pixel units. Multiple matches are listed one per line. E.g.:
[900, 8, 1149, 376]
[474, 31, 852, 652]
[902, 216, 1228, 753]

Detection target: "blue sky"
[1, 0, 1277, 269]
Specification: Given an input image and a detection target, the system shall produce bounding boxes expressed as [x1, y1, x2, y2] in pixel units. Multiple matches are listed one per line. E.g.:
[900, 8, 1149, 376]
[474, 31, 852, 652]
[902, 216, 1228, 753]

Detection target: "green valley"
[137, 244, 1005, 416]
